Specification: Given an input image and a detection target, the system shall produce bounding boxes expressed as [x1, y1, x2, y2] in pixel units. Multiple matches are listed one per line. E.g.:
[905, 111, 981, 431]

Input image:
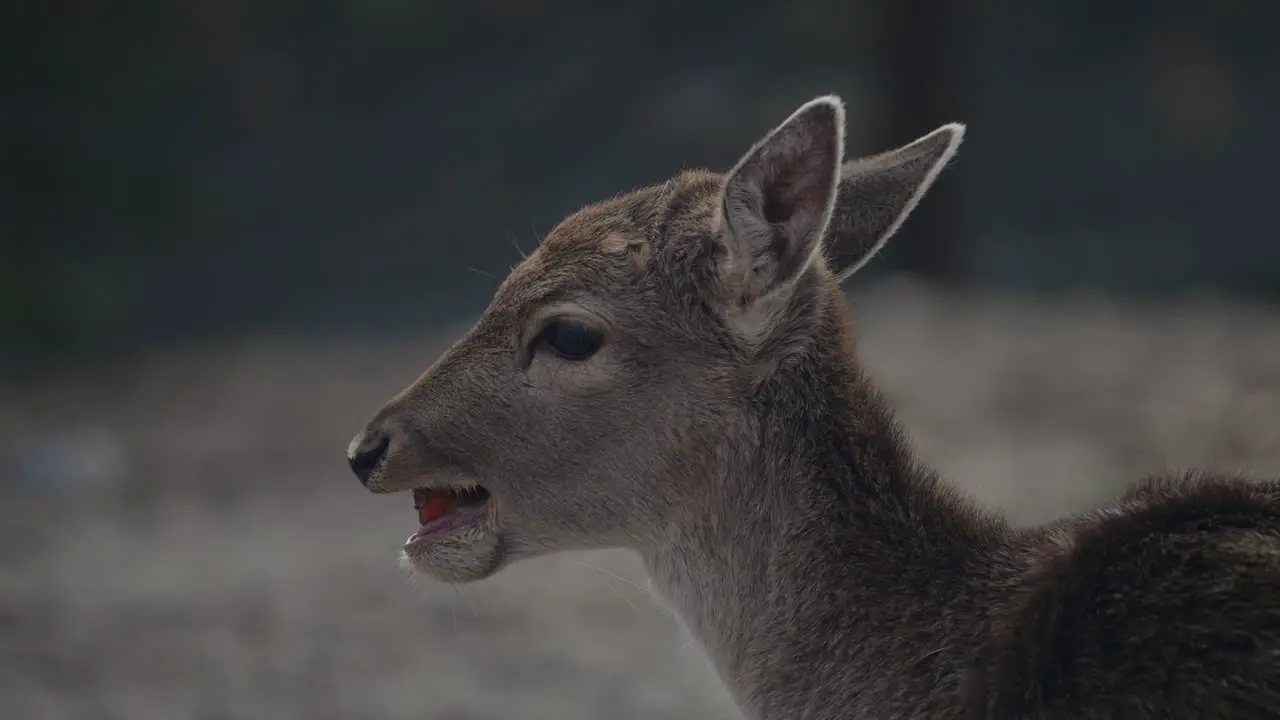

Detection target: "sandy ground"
[4, 279, 1280, 719]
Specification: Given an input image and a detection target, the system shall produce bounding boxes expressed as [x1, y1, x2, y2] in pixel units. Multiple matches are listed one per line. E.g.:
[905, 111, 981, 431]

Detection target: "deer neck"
[642, 295, 1013, 718]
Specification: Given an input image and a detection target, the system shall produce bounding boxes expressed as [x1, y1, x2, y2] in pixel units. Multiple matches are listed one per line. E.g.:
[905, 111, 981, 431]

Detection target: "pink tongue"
[417, 492, 453, 525]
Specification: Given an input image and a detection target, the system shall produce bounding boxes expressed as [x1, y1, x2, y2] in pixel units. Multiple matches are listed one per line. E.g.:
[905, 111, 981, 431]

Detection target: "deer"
[345, 95, 1280, 719]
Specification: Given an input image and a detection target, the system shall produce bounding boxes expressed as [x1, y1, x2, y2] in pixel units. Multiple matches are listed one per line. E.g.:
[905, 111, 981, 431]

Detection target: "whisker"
[574, 560, 646, 614]
[451, 584, 480, 619]
[509, 234, 528, 260]
[572, 560, 668, 615]
[573, 560, 654, 595]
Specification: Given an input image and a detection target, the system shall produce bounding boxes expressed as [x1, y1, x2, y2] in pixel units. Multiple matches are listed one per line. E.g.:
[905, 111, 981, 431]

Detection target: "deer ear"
[718, 96, 844, 306]
[824, 123, 964, 280]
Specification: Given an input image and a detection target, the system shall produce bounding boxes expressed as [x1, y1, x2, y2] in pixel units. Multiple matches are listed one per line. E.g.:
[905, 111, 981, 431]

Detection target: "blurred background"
[3, 1, 1279, 718]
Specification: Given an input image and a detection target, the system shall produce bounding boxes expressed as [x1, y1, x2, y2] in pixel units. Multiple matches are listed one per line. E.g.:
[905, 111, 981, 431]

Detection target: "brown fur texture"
[348, 96, 1280, 718]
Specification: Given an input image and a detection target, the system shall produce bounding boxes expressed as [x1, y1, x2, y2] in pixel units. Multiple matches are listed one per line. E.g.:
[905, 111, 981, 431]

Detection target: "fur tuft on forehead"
[599, 232, 651, 273]
[533, 172, 724, 278]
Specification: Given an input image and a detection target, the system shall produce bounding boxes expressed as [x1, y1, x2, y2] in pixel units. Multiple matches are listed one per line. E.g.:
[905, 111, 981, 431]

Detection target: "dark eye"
[537, 321, 603, 361]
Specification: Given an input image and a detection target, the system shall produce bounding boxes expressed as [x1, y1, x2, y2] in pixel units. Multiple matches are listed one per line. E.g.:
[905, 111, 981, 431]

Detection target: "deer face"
[346, 96, 964, 583]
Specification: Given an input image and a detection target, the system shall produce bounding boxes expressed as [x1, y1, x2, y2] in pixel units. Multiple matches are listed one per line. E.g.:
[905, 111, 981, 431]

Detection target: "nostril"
[348, 432, 390, 484]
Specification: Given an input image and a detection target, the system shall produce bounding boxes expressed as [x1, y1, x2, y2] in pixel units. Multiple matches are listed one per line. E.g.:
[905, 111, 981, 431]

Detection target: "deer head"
[346, 96, 964, 583]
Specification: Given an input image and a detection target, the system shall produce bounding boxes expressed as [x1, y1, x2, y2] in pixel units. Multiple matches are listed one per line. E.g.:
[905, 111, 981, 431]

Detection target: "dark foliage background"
[5, 1, 1277, 361]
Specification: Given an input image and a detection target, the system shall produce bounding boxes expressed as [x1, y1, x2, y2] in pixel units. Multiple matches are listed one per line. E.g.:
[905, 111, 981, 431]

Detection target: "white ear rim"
[717, 95, 848, 346]
[836, 122, 966, 282]
[722, 94, 848, 287]
[794, 95, 849, 280]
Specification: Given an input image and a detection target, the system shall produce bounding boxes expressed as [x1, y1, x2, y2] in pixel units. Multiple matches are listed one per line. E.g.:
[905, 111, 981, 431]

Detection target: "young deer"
[346, 96, 1280, 718]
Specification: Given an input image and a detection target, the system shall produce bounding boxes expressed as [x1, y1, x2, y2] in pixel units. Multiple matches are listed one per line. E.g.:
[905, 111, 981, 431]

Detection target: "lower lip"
[404, 501, 491, 546]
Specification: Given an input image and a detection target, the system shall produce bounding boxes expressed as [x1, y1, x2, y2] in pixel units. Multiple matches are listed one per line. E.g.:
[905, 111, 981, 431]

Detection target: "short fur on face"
[348, 95, 964, 583]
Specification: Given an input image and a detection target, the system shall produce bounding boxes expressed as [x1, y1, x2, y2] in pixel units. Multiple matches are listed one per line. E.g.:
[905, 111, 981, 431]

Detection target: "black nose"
[348, 431, 390, 485]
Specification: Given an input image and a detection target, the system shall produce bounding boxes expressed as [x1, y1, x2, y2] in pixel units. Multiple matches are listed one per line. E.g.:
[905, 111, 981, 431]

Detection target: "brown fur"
[347, 96, 1280, 718]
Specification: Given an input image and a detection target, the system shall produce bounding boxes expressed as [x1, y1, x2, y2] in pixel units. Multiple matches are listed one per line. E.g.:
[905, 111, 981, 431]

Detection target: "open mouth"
[406, 485, 492, 546]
